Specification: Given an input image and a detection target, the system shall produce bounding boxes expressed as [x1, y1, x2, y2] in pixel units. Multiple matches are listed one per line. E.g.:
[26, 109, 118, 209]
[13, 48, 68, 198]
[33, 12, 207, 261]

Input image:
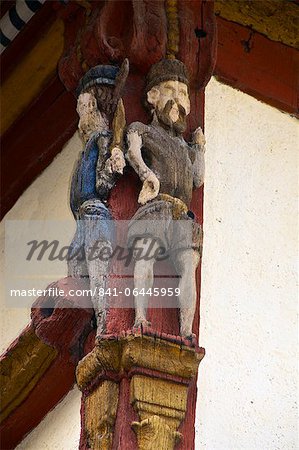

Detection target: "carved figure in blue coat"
[68, 61, 128, 336]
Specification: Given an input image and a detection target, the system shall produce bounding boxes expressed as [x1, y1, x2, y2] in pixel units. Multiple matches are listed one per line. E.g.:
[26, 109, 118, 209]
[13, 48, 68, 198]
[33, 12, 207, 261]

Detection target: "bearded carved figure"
[126, 58, 205, 340]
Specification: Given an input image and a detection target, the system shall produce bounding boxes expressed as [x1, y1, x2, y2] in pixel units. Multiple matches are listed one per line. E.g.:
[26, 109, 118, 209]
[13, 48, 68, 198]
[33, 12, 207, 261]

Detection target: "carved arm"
[126, 129, 160, 204]
[104, 99, 126, 175]
[190, 127, 206, 188]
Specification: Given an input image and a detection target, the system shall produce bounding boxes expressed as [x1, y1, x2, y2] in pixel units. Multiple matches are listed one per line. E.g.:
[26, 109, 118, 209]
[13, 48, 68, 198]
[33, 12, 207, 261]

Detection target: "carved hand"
[138, 172, 160, 205]
[105, 147, 126, 174]
[192, 127, 206, 150]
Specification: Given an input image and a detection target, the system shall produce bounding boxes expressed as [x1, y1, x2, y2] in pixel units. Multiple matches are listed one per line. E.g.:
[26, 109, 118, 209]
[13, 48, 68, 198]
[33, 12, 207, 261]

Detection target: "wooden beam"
[0, 18, 64, 135]
[215, 0, 299, 49]
[0, 8, 297, 448]
[0, 278, 94, 449]
[0, 326, 57, 423]
[215, 17, 299, 116]
[0, 77, 77, 219]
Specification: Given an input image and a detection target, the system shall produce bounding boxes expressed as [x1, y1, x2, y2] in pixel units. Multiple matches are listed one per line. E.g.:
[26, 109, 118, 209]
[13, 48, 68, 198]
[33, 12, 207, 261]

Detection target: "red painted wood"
[215, 17, 299, 116]
[0, 82, 77, 219]
[58, 0, 216, 92]
[2, 76, 66, 142]
[178, 0, 217, 90]
[111, 378, 139, 450]
[59, 1, 211, 450]
[0, 278, 94, 450]
[5, 4, 296, 449]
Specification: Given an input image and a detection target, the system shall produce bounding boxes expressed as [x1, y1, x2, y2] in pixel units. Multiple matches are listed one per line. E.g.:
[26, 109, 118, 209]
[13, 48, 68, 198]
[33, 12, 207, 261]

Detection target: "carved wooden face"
[147, 80, 191, 123]
[77, 92, 98, 118]
[76, 91, 108, 143]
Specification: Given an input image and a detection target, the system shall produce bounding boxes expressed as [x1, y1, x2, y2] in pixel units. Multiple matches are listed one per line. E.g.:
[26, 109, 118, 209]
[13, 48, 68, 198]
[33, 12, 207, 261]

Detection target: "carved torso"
[70, 131, 112, 215]
[128, 121, 197, 206]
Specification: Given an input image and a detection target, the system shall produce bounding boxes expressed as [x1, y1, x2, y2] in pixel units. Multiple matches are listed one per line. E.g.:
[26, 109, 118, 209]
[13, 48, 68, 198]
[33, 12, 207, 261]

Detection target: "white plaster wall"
[1, 78, 298, 450]
[196, 78, 298, 450]
[16, 387, 81, 450]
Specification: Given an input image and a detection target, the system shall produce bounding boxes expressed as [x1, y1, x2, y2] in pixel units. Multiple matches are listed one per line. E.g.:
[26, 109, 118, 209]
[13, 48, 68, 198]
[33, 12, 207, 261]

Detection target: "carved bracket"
[131, 376, 186, 450]
[76, 334, 204, 449]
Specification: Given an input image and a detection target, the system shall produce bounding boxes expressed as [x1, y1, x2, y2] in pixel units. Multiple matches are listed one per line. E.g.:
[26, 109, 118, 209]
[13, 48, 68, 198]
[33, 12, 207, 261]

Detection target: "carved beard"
[156, 100, 187, 134]
[78, 112, 108, 144]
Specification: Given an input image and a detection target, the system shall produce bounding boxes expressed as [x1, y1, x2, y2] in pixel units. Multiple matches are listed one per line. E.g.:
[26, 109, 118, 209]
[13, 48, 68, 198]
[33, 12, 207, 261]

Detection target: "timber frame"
[0, 0, 298, 448]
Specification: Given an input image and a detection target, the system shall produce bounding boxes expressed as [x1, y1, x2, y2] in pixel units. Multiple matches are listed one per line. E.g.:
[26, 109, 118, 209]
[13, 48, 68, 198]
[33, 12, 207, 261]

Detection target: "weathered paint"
[6, 78, 297, 450]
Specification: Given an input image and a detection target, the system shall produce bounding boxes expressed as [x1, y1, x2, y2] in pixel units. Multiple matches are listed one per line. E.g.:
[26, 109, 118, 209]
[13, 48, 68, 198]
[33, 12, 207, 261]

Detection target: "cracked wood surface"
[215, 0, 299, 49]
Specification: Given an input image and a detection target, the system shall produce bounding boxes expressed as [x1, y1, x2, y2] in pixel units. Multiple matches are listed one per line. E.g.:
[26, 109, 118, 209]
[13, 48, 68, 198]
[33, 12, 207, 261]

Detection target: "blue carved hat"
[76, 65, 120, 97]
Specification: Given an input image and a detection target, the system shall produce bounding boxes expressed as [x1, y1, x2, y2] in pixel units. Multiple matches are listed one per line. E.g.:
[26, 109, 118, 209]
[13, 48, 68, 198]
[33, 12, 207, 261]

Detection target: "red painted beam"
[0, 348, 78, 450]
[0, 278, 94, 450]
[0, 77, 77, 219]
[215, 17, 299, 116]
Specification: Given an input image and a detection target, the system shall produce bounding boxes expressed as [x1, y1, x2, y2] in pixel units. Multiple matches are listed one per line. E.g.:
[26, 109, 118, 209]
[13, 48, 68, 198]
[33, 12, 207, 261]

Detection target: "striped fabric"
[0, 0, 47, 54]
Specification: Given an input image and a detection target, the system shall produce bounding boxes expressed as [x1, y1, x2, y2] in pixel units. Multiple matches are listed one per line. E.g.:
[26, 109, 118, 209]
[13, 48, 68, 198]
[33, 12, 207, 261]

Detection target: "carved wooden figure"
[126, 59, 205, 339]
[68, 60, 128, 337]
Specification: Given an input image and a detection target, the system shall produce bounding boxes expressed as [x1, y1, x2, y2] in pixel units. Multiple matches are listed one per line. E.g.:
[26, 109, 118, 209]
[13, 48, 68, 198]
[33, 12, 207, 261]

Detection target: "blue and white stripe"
[0, 0, 47, 54]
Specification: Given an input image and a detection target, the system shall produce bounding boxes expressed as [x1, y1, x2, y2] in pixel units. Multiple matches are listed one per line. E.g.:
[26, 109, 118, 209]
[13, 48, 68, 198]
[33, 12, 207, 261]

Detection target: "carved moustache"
[158, 99, 187, 134]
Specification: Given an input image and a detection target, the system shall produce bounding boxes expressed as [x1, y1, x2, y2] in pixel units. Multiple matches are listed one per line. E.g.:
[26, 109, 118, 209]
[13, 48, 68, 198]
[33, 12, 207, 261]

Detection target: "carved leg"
[67, 218, 88, 278]
[85, 239, 112, 336]
[133, 258, 154, 328]
[80, 200, 114, 336]
[131, 238, 159, 328]
[172, 249, 200, 339]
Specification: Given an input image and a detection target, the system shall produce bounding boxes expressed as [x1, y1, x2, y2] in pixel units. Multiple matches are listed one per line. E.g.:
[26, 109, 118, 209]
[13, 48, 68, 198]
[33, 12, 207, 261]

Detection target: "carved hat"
[76, 65, 119, 97]
[145, 59, 189, 93]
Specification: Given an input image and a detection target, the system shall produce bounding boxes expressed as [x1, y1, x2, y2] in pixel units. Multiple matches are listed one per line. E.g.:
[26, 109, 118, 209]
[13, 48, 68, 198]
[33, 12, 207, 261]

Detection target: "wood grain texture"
[77, 334, 203, 449]
[1, 1, 297, 219]
[1, 5, 296, 446]
[84, 381, 119, 450]
[0, 83, 77, 219]
[77, 334, 204, 391]
[58, 0, 216, 92]
[0, 326, 57, 423]
[2, 2, 211, 448]
[215, 17, 299, 116]
[215, 0, 299, 49]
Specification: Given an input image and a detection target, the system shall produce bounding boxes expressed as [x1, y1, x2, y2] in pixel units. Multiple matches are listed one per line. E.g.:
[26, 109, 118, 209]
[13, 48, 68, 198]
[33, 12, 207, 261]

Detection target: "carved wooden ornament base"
[76, 334, 204, 449]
